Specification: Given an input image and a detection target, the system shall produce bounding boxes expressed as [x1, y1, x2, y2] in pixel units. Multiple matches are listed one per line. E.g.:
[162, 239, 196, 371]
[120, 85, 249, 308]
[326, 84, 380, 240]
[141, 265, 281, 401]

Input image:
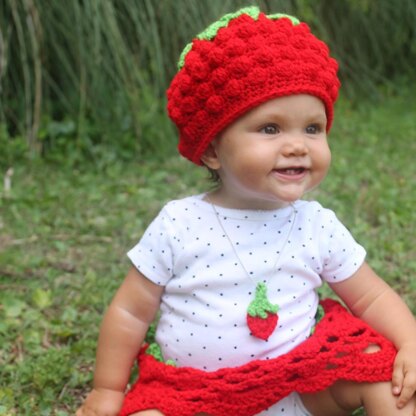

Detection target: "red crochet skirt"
[120, 299, 396, 416]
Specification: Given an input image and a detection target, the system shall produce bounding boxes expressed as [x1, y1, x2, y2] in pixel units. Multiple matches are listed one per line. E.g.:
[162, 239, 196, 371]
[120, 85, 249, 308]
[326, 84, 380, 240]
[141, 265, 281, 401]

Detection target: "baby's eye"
[260, 124, 279, 135]
[305, 124, 321, 134]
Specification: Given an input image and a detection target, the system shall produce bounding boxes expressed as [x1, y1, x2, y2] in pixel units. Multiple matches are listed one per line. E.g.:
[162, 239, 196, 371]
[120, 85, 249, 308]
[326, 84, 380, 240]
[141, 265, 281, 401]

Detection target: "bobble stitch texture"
[167, 6, 340, 165]
[120, 300, 396, 416]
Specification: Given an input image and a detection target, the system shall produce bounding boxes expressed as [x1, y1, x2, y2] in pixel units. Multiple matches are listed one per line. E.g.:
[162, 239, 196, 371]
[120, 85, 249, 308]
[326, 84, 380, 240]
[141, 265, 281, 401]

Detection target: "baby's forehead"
[238, 95, 327, 120]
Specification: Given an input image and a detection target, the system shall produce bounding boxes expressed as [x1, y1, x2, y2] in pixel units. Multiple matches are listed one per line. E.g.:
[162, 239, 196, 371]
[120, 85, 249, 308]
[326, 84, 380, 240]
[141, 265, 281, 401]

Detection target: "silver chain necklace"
[206, 195, 297, 340]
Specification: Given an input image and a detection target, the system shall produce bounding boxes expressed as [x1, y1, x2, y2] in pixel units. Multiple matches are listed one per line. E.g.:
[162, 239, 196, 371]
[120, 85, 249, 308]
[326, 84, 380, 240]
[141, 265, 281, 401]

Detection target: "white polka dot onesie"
[127, 195, 366, 415]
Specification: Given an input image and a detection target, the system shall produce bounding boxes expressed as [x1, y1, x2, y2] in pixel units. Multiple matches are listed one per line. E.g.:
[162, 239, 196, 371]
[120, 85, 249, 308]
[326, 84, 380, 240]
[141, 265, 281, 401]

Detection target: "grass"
[1, 87, 416, 414]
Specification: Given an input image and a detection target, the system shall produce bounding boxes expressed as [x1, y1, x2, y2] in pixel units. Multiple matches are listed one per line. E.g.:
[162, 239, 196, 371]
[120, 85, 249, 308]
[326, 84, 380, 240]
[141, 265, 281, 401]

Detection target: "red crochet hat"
[167, 7, 340, 165]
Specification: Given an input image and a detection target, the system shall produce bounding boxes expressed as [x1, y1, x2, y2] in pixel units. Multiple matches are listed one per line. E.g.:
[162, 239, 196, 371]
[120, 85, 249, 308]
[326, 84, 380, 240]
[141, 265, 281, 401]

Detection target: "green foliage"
[1, 0, 415, 162]
[0, 89, 415, 414]
[3, 5, 413, 416]
[308, 0, 416, 99]
[0, 126, 29, 170]
[0, 154, 207, 413]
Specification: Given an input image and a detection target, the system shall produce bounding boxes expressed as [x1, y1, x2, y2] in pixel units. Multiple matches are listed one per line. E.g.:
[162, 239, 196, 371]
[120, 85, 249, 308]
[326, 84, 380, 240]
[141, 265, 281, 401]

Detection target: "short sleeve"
[319, 210, 366, 283]
[127, 208, 178, 286]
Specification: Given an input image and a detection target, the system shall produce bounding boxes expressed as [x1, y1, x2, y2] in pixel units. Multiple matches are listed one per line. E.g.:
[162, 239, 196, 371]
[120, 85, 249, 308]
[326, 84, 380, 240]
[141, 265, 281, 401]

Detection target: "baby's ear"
[200, 141, 221, 170]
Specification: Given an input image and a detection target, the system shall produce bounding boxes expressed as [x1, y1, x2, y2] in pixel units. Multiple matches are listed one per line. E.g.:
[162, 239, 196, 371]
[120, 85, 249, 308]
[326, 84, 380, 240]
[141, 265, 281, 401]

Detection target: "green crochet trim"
[247, 282, 279, 318]
[178, 6, 259, 70]
[145, 321, 157, 343]
[146, 342, 176, 366]
[268, 13, 300, 25]
[145, 319, 175, 365]
[199, 6, 260, 41]
[177, 43, 193, 70]
[177, 7, 299, 70]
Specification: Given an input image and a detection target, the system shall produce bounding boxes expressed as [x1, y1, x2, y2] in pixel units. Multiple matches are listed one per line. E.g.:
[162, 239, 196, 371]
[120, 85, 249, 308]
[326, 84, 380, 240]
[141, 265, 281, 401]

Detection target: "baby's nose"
[281, 135, 308, 157]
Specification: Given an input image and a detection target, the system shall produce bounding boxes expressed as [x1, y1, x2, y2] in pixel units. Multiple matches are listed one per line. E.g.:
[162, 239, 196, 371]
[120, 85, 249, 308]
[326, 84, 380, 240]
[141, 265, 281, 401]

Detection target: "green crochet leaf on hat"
[198, 6, 260, 41]
[177, 43, 194, 70]
[268, 13, 300, 25]
[247, 282, 279, 319]
[197, 8, 300, 41]
[177, 8, 301, 70]
[178, 6, 260, 70]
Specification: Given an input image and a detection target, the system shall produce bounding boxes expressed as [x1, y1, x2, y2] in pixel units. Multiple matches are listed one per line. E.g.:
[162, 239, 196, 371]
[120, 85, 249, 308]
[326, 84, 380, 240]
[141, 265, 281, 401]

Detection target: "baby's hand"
[76, 388, 125, 416]
[392, 342, 416, 409]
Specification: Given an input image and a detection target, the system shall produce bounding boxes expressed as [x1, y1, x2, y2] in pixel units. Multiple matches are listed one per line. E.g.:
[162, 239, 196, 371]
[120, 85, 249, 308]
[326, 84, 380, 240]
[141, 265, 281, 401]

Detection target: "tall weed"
[0, 0, 415, 161]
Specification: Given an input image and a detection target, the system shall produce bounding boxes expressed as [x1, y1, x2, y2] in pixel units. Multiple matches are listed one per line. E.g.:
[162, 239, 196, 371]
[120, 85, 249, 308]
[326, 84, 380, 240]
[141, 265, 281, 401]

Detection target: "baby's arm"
[76, 266, 164, 416]
[330, 262, 416, 409]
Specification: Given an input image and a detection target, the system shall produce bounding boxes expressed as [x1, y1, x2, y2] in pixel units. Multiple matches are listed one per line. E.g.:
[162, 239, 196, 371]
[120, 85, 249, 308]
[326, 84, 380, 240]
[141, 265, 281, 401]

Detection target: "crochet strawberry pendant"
[247, 282, 279, 340]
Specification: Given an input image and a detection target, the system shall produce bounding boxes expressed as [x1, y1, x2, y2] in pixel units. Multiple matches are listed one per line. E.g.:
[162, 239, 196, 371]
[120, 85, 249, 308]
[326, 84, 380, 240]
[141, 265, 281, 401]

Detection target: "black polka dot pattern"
[127, 195, 366, 381]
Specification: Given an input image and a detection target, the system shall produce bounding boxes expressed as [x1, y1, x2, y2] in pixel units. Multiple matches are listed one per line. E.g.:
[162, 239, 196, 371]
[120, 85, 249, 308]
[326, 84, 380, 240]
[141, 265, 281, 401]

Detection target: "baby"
[77, 7, 416, 416]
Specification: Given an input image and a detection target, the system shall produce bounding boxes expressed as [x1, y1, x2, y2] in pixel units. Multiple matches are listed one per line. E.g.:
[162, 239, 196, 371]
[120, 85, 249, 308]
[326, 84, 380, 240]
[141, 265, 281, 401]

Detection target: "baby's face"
[203, 94, 331, 210]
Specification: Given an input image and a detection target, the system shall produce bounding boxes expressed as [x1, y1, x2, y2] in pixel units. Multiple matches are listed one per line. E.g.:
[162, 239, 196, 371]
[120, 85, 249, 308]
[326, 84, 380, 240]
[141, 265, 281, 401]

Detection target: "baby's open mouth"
[275, 167, 306, 175]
